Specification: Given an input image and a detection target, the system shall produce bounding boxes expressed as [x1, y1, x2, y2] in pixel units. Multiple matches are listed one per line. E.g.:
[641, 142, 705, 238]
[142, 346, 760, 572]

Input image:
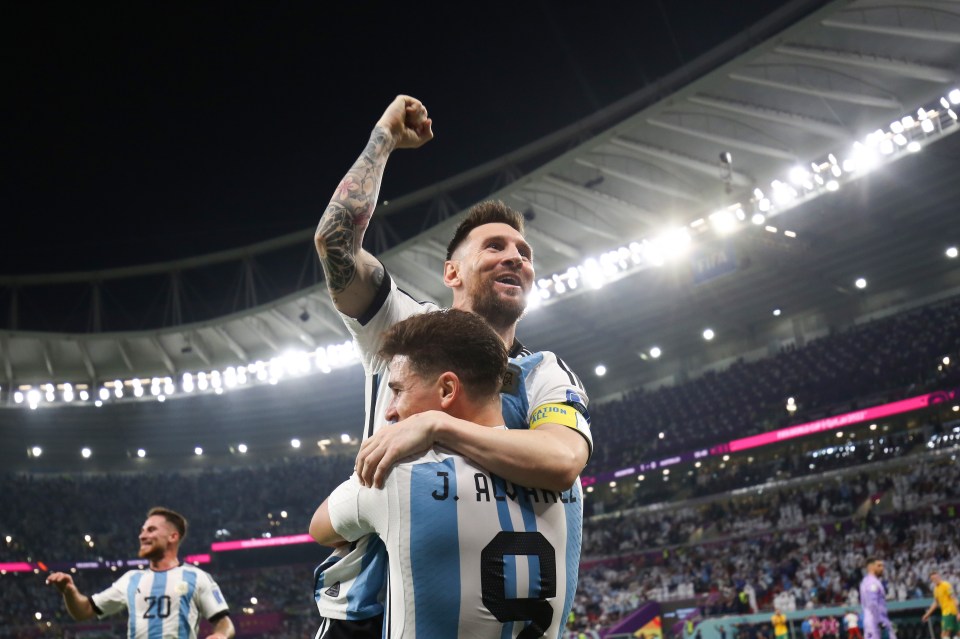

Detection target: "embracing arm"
[357, 411, 588, 492]
[314, 95, 433, 318]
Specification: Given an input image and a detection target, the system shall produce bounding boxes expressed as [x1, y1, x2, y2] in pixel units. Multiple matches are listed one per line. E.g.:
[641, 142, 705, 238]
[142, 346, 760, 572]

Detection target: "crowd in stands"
[570, 454, 960, 632]
[0, 454, 354, 564]
[590, 295, 960, 470]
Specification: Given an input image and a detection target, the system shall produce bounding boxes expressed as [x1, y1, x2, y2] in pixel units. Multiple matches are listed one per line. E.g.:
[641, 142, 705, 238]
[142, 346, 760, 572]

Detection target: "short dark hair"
[865, 556, 880, 567]
[147, 507, 188, 541]
[446, 200, 525, 260]
[378, 309, 507, 398]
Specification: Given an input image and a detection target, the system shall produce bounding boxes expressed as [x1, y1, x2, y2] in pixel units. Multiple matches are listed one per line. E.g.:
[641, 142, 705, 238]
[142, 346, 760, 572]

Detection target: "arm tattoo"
[315, 126, 394, 294]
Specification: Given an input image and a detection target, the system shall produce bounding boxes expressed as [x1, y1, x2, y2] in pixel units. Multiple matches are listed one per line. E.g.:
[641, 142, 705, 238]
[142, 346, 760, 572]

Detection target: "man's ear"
[436, 371, 461, 410]
[443, 260, 461, 290]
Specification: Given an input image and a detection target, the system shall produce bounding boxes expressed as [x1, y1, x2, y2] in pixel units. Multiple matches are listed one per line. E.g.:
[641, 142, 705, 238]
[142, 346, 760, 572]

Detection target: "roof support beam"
[117, 339, 135, 372]
[42, 340, 55, 377]
[269, 309, 317, 349]
[821, 18, 960, 44]
[775, 44, 954, 83]
[687, 95, 848, 139]
[76, 340, 97, 383]
[647, 118, 797, 161]
[523, 226, 581, 260]
[246, 317, 280, 352]
[189, 331, 213, 366]
[728, 73, 902, 109]
[574, 157, 703, 204]
[610, 137, 754, 188]
[541, 175, 658, 227]
[150, 337, 176, 375]
[1, 336, 13, 386]
[509, 193, 621, 243]
[214, 327, 248, 361]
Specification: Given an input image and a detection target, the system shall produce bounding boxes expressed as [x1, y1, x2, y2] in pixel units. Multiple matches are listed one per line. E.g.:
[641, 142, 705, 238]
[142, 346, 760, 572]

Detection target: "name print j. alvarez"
[429, 469, 579, 504]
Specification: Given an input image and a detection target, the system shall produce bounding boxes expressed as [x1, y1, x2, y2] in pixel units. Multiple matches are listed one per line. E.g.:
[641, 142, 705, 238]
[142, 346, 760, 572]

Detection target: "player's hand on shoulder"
[376, 95, 433, 149]
[46, 572, 75, 593]
[356, 410, 444, 488]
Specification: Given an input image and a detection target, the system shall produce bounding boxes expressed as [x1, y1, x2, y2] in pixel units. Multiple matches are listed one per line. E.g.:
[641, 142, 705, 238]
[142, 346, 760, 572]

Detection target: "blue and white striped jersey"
[314, 272, 590, 623]
[327, 446, 583, 639]
[90, 565, 228, 639]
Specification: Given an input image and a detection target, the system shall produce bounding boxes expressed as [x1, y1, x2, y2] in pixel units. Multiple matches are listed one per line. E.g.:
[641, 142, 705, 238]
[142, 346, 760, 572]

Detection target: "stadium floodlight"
[27, 389, 41, 410]
[658, 432, 665, 439]
[944, 356, 951, 366]
[702, 328, 715, 341]
[649, 346, 662, 359]
[869, 423, 877, 430]
[773, 308, 782, 316]
[81, 447, 91, 459]
[250, 597, 258, 605]
[949, 89, 960, 105]
[237, 443, 248, 454]
[855, 277, 868, 289]
[947, 247, 958, 259]
[340, 433, 351, 444]
[291, 438, 301, 449]
[281, 511, 288, 518]
[594, 365, 607, 377]
[709, 209, 737, 235]
[907, 141, 922, 153]
[194, 447, 203, 456]
[30, 446, 42, 457]
[751, 213, 765, 225]
[137, 448, 146, 458]
[662, 468, 670, 475]
[14, 391, 23, 404]
[921, 118, 935, 134]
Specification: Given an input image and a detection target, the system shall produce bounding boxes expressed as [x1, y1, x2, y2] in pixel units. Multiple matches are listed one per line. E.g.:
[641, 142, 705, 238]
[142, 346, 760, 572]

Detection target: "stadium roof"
[1, 0, 958, 419]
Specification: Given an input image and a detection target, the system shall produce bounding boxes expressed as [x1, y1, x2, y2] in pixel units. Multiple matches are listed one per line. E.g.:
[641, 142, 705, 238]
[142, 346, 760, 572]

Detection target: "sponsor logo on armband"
[530, 403, 578, 430]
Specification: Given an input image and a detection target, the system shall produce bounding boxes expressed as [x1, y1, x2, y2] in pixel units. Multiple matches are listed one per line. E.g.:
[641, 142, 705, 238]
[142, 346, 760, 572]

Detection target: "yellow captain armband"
[530, 403, 579, 430]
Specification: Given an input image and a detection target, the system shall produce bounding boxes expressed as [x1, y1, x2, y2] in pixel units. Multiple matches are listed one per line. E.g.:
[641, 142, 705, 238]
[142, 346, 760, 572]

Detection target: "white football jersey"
[328, 446, 583, 639]
[91, 564, 228, 639]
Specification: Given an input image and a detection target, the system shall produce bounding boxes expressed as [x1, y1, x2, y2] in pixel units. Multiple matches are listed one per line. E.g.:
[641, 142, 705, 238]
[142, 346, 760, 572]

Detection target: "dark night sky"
[2, 1, 797, 276]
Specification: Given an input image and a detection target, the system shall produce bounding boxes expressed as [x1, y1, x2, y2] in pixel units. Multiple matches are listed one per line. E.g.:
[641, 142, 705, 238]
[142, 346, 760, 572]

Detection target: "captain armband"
[529, 403, 581, 431]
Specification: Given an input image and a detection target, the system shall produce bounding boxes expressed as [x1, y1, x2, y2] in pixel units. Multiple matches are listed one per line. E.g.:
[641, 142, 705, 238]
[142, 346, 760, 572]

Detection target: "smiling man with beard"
[310, 95, 592, 638]
[47, 507, 234, 639]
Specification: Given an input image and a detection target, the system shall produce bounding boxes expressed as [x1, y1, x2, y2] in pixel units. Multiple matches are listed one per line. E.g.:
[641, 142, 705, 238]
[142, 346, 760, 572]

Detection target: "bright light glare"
[237, 443, 248, 454]
[291, 438, 301, 449]
[702, 328, 715, 341]
[595, 365, 607, 377]
[949, 89, 960, 105]
[137, 449, 146, 458]
[709, 210, 737, 235]
[907, 141, 922, 153]
[855, 277, 868, 289]
[31, 446, 42, 457]
[81, 447, 91, 459]
[649, 346, 662, 359]
[340, 433, 351, 444]
[947, 247, 958, 259]
[194, 447, 203, 456]
[773, 308, 782, 317]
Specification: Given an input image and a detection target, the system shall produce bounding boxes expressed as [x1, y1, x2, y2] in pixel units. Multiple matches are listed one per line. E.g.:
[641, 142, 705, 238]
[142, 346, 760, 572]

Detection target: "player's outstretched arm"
[46, 572, 96, 621]
[206, 614, 236, 639]
[314, 95, 433, 319]
[356, 411, 589, 492]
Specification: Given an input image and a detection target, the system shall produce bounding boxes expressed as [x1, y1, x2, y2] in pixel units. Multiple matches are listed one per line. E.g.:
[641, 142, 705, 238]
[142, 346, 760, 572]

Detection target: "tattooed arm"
[314, 95, 433, 318]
